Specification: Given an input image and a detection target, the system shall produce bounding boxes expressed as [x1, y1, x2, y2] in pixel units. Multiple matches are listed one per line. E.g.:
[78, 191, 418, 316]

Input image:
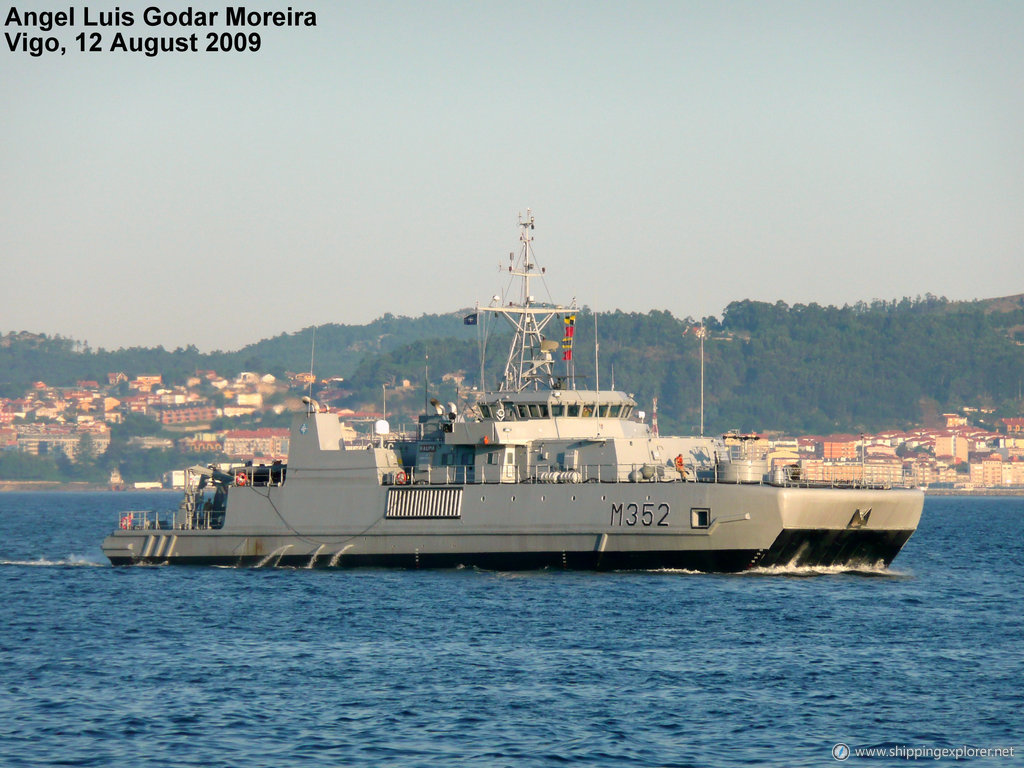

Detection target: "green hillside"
[3, 294, 1023, 435]
[333, 295, 1024, 434]
[0, 312, 476, 396]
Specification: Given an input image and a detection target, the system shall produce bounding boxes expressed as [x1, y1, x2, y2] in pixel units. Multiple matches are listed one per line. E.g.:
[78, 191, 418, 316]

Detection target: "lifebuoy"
[235, 472, 248, 486]
[395, 470, 408, 485]
[674, 454, 685, 471]
[119, 513, 133, 530]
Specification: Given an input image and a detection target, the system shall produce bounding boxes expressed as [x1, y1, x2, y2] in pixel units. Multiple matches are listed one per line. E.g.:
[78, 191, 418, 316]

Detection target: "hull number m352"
[610, 502, 670, 527]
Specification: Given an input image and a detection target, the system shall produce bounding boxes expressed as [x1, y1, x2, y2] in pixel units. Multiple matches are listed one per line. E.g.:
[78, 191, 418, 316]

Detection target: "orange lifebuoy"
[395, 470, 408, 485]
[235, 472, 248, 486]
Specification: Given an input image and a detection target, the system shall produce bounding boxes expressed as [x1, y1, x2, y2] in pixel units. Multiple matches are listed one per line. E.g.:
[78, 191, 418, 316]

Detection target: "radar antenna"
[476, 210, 576, 392]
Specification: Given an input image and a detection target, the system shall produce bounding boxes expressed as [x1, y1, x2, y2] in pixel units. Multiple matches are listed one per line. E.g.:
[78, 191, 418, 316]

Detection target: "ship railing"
[769, 465, 899, 489]
[178, 504, 227, 530]
[117, 507, 227, 531]
[232, 464, 287, 487]
[715, 464, 899, 490]
[753, 478, 893, 489]
[400, 463, 691, 486]
[398, 463, 906, 488]
[570, 464, 686, 483]
[117, 509, 177, 531]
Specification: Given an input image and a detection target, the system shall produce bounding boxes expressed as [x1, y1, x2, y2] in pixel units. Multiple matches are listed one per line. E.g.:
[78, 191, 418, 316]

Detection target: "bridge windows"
[480, 400, 629, 420]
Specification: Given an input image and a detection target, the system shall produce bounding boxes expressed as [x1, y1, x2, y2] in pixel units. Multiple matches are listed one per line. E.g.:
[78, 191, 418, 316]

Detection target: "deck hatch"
[386, 487, 463, 519]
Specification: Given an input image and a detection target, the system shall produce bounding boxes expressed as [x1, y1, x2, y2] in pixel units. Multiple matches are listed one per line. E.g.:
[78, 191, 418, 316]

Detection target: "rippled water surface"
[1, 492, 1021, 767]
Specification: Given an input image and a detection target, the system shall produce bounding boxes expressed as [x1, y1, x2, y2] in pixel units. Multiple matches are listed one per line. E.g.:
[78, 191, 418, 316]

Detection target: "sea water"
[0, 493, 1020, 767]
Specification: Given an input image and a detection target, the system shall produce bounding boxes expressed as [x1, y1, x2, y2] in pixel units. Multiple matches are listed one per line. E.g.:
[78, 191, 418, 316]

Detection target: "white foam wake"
[633, 563, 909, 577]
[0, 554, 105, 567]
[741, 563, 908, 578]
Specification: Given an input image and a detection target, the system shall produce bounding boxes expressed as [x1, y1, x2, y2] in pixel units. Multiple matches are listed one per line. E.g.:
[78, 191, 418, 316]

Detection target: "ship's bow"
[751, 487, 923, 569]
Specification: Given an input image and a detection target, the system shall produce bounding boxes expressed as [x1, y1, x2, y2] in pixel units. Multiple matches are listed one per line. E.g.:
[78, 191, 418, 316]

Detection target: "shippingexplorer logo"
[833, 743, 1016, 760]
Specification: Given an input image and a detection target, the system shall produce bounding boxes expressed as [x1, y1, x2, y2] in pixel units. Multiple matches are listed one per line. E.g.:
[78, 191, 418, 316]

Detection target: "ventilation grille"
[386, 487, 463, 519]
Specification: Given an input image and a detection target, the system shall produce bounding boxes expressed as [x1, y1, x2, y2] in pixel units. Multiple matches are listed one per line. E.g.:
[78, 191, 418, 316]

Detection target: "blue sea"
[0, 493, 1020, 767]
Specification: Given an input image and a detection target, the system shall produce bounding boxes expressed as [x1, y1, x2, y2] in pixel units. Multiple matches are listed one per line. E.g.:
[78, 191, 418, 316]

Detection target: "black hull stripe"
[110, 550, 758, 571]
[108, 528, 916, 572]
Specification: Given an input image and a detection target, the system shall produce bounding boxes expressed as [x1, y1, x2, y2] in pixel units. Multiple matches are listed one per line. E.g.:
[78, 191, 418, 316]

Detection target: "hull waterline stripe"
[108, 528, 915, 572]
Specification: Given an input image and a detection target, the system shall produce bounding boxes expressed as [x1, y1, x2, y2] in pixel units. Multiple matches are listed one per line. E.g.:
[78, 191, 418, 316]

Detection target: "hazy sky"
[3, 1, 1022, 351]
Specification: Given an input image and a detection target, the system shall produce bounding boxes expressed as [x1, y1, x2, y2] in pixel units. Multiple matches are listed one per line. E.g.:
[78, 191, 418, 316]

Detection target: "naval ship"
[102, 213, 923, 570]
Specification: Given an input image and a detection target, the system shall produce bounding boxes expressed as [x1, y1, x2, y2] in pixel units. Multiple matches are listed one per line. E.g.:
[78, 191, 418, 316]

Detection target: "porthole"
[601, 494, 606, 501]
[571, 495, 577, 501]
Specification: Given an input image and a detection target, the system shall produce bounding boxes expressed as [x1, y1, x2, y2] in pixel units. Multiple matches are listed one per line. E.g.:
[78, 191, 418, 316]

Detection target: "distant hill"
[0, 312, 478, 397]
[3, 294, 1023, 435]
[230, 311, 480, 377]
[976, 293, 1024, 315]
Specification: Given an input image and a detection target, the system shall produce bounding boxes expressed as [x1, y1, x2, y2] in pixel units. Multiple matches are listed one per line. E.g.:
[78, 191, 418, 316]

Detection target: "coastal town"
[1, 367, 1023, 492]
[0, 368, 369, 488]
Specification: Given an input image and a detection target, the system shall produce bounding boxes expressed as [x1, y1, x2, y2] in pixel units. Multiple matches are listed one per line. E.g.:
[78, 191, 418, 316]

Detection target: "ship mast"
[477, 210, 574, 392]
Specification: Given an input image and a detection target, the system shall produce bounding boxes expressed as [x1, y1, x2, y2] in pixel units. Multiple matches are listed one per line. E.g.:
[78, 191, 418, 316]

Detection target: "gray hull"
[102, 481, 922, 572]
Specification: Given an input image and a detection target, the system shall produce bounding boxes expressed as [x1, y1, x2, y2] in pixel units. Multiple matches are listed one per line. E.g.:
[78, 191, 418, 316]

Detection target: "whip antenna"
[306, 325, 317, 414]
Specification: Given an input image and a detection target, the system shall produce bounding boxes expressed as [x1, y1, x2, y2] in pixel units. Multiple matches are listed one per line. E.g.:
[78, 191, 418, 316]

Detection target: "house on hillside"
[934, 433, 969, 464]
[152, 403, 219, 425]
[131, 375, 163, 393]
[1002, 418, 1024, 435]
[822, 434, 859, 461]
[222, 428, 290, 460]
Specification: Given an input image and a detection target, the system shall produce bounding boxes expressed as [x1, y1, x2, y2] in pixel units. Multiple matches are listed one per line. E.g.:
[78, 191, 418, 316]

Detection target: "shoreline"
[0, 481, 170, 493]
[923, 488, 1024, 497]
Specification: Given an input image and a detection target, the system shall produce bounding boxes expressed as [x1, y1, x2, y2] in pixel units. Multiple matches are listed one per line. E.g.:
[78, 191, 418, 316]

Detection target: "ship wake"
[0, 554, 105, 567]
[741, 563, 911, 578]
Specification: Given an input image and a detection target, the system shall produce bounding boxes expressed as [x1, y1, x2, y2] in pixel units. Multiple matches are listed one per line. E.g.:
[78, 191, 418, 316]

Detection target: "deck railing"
[391, 463, 901, 489]
[117, 502, 226, 532]
[117, 510, 176, 531]
[399, 463, 687, 486]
